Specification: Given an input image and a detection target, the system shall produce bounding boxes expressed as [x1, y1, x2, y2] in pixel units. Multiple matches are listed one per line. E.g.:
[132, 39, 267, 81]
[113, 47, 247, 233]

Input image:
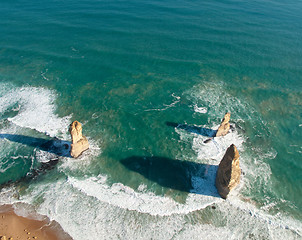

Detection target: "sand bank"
[0, 205, 72, 240]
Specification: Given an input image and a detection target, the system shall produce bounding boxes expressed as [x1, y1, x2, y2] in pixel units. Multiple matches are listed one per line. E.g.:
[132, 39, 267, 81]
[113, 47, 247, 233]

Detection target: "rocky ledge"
[69, 120, 89, 158]
[215, 112, 231, 137]
[215, 144, 241, 199]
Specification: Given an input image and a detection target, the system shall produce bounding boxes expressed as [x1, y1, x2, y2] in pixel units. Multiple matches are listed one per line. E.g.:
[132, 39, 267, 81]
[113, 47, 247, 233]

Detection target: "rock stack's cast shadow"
[0, 134, 71, 157]
[0, 133, 71, 182]
[166, 122, 217, 137]
[120, 156, 219, 197]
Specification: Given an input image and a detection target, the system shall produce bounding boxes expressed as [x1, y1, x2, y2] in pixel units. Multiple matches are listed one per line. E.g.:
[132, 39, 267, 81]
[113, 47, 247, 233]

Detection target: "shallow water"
[0, 0, 302, 239]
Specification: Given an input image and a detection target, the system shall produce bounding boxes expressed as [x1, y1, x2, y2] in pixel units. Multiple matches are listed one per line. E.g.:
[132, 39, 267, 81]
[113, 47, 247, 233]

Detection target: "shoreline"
[0, 204, 72, 240]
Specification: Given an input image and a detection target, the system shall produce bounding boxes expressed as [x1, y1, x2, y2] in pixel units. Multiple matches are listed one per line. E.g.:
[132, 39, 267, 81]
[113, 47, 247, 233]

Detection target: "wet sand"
[0, 205, 72, 240]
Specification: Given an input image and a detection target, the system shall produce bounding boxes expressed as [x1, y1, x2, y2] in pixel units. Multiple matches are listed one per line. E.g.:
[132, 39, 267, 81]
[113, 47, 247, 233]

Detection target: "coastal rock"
[215, 112, 231, 137]
[215, 144, 241, 199]
[69, 121, 89, 158]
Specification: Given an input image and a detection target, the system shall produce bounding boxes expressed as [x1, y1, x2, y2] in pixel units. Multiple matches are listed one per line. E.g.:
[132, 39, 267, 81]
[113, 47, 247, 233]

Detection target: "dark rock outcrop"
[215, 144, 241, 199]
[69, 121, 89, 158]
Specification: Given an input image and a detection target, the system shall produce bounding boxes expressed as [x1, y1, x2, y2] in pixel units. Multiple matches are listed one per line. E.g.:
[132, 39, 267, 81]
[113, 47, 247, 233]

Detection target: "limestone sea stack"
[215, 144, 241, 199]
[215, 112, 231, 137]
[69, 120, 89, 158]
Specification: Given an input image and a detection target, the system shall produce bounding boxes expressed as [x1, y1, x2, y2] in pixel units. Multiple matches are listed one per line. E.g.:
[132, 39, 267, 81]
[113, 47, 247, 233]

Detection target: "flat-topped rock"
[215, 144, 241, 199]
[215, 112, 231, 137]
[69, 121, 89, 158]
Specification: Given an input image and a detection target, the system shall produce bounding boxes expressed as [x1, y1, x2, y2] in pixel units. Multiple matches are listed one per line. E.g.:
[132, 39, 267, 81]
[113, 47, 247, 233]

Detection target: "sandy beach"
[0, 205, 72, 240]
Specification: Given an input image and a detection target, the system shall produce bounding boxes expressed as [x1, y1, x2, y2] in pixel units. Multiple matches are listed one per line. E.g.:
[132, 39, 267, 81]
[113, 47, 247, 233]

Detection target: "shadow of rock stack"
[215, 144, 241, 199]
[69, 121, 89, 158]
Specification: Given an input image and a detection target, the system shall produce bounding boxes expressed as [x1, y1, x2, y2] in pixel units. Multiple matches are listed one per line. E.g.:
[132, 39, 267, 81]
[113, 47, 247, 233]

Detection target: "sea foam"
[0, 83, 71, 138]
[1, 82, 301, 240]
[6, 175, 300, 240]
[68, 175, 222, 216]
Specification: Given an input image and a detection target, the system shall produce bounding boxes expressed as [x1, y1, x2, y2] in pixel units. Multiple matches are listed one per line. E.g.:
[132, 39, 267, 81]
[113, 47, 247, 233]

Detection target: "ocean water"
[0, 0, 302, 239]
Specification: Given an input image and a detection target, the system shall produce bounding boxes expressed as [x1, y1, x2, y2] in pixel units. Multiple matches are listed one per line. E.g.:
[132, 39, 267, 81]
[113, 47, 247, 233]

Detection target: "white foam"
[137, 183, 147, 192]
[188, 82, 253, 122]
[0, 161, 14, 173]
[193, 105, 207, 113]
[34, 149, 62, 163]
[68, 175, 222, 217]
[144, 93, 180, 112]
[184, 81, 273, 177]
[173, 223, 233, 240]
[1, 82, 301, 239]
[0, 84, 71, 138]
[195, 128, 244, 162]
[176, 81, 302, 237]
[223, 196, 302, 238]
[4, 177, 300, 240]
[58, 138, 101, 171]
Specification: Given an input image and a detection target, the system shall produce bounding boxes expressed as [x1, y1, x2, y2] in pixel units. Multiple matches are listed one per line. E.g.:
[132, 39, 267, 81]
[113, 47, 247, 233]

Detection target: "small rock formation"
[215, 112, 231, 137]
[215, 144, 241, 199]
[69, 121, 89, 158]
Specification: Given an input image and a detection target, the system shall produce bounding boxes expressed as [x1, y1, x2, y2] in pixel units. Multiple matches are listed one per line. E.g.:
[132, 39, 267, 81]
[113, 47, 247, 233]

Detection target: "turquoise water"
[0, 0, 302, 239]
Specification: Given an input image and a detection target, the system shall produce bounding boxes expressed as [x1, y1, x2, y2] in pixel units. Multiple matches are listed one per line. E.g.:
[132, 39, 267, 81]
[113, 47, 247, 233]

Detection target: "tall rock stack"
[215, 144, 241, 199]
[69, 121, 89, 158]
[215, 112, 231, 137]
